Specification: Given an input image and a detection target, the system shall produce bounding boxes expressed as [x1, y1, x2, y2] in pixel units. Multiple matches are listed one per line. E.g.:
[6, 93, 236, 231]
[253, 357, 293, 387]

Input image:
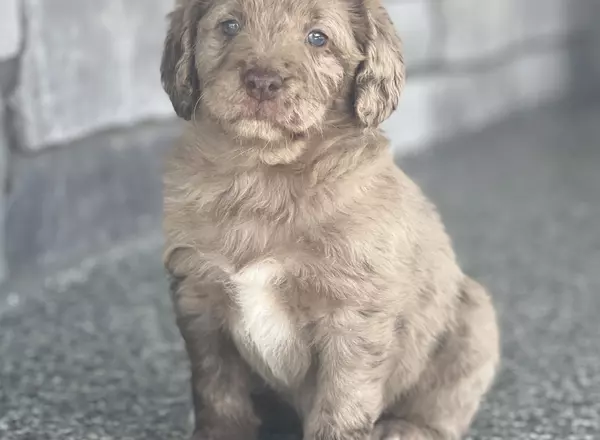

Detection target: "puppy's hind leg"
[373, 278, 500, 440]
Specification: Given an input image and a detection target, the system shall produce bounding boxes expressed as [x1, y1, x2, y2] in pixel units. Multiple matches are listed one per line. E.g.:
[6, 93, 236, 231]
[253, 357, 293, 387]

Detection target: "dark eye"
[221, 19, 241, 37]
[307, 30, 328, 47]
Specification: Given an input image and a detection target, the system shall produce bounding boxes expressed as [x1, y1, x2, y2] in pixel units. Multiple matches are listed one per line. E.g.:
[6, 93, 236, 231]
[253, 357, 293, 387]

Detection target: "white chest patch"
[230, 260, 310, 386]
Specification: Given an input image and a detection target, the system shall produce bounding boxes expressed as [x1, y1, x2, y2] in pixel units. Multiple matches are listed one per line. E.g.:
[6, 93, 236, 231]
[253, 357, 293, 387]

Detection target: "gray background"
[0, 1, 599, 439]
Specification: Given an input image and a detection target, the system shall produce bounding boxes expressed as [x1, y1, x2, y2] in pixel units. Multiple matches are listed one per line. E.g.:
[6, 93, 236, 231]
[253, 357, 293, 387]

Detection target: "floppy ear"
[160, 3, 202, 120]
[353, 0, 405, 127]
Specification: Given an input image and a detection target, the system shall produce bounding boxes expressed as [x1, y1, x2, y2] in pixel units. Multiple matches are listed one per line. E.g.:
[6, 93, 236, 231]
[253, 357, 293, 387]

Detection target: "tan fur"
[160, 1, 499, 440]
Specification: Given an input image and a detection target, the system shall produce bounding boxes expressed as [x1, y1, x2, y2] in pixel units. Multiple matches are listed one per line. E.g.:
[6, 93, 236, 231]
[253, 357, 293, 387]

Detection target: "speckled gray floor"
[1, 104, 599, 440]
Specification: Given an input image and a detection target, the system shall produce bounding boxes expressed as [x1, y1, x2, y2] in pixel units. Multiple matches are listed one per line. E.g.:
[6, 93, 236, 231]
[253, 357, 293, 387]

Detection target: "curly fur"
[160, 1, 499, 439]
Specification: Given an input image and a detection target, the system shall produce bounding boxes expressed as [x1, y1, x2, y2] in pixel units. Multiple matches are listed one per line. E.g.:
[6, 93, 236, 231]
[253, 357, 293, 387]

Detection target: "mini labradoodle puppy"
[160, 0, 500, 440]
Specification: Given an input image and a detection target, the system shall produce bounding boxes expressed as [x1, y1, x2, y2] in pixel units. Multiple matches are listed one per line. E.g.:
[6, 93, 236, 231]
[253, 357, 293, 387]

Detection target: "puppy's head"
[161, 0, 404, 141]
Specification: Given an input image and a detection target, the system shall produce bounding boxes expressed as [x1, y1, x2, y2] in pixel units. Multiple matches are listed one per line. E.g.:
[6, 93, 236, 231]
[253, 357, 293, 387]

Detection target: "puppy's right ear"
[161, 3, 201, 120]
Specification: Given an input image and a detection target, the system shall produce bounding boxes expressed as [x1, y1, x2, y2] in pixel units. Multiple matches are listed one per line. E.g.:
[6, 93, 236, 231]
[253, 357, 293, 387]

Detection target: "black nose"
[243, 68, 283, 101]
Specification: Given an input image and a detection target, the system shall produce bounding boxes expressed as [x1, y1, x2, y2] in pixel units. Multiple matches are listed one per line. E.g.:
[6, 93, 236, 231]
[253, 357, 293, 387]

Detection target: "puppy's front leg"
[170, 274, 259, 440]
[304, 313, 390, 440]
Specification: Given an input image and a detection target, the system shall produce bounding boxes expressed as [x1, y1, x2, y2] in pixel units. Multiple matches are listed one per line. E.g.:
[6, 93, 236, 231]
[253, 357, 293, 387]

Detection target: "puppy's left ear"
[353, 0, 405, 127]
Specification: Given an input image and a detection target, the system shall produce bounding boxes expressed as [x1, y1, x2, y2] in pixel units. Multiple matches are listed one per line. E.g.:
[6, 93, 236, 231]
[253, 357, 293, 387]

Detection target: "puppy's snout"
[243, 68, 283, 101]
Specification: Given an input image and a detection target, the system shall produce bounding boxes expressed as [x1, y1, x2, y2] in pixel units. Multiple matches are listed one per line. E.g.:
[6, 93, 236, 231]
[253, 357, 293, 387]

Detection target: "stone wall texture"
[12, 0, 174, 150]
[2, 0, 598, 152]
[380, 0, 598, 153]
[0, 0, 21, 61]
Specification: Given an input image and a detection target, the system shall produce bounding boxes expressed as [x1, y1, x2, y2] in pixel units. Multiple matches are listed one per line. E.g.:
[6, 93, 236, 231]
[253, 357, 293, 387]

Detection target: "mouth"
[239, 97, 284, 120]
[225, 104, 306, 142]
[206, 87, 319, 139]
[228, 98, 302, 136]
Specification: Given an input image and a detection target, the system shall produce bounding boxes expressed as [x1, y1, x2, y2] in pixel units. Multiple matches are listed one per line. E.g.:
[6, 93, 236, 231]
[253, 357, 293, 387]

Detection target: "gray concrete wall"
[381, 0, 598, 153]
[2, 0, 597, 153]
[1, 0, 599, 277]
[11, 0, 174, 151]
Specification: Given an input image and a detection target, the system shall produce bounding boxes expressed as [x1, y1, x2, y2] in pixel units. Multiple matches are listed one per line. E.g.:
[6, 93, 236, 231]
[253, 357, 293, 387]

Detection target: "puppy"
[160, 1, 500, 440]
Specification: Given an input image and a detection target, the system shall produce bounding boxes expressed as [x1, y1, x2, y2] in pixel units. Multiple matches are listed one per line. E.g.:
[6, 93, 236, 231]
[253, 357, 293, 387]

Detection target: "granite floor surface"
[1, 104, 599, 440]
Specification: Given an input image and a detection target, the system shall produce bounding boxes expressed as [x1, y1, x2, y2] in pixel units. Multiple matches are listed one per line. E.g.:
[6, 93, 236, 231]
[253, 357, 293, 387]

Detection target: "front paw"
[371, 419, 443, 440]
[191, 424, 258, 440]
